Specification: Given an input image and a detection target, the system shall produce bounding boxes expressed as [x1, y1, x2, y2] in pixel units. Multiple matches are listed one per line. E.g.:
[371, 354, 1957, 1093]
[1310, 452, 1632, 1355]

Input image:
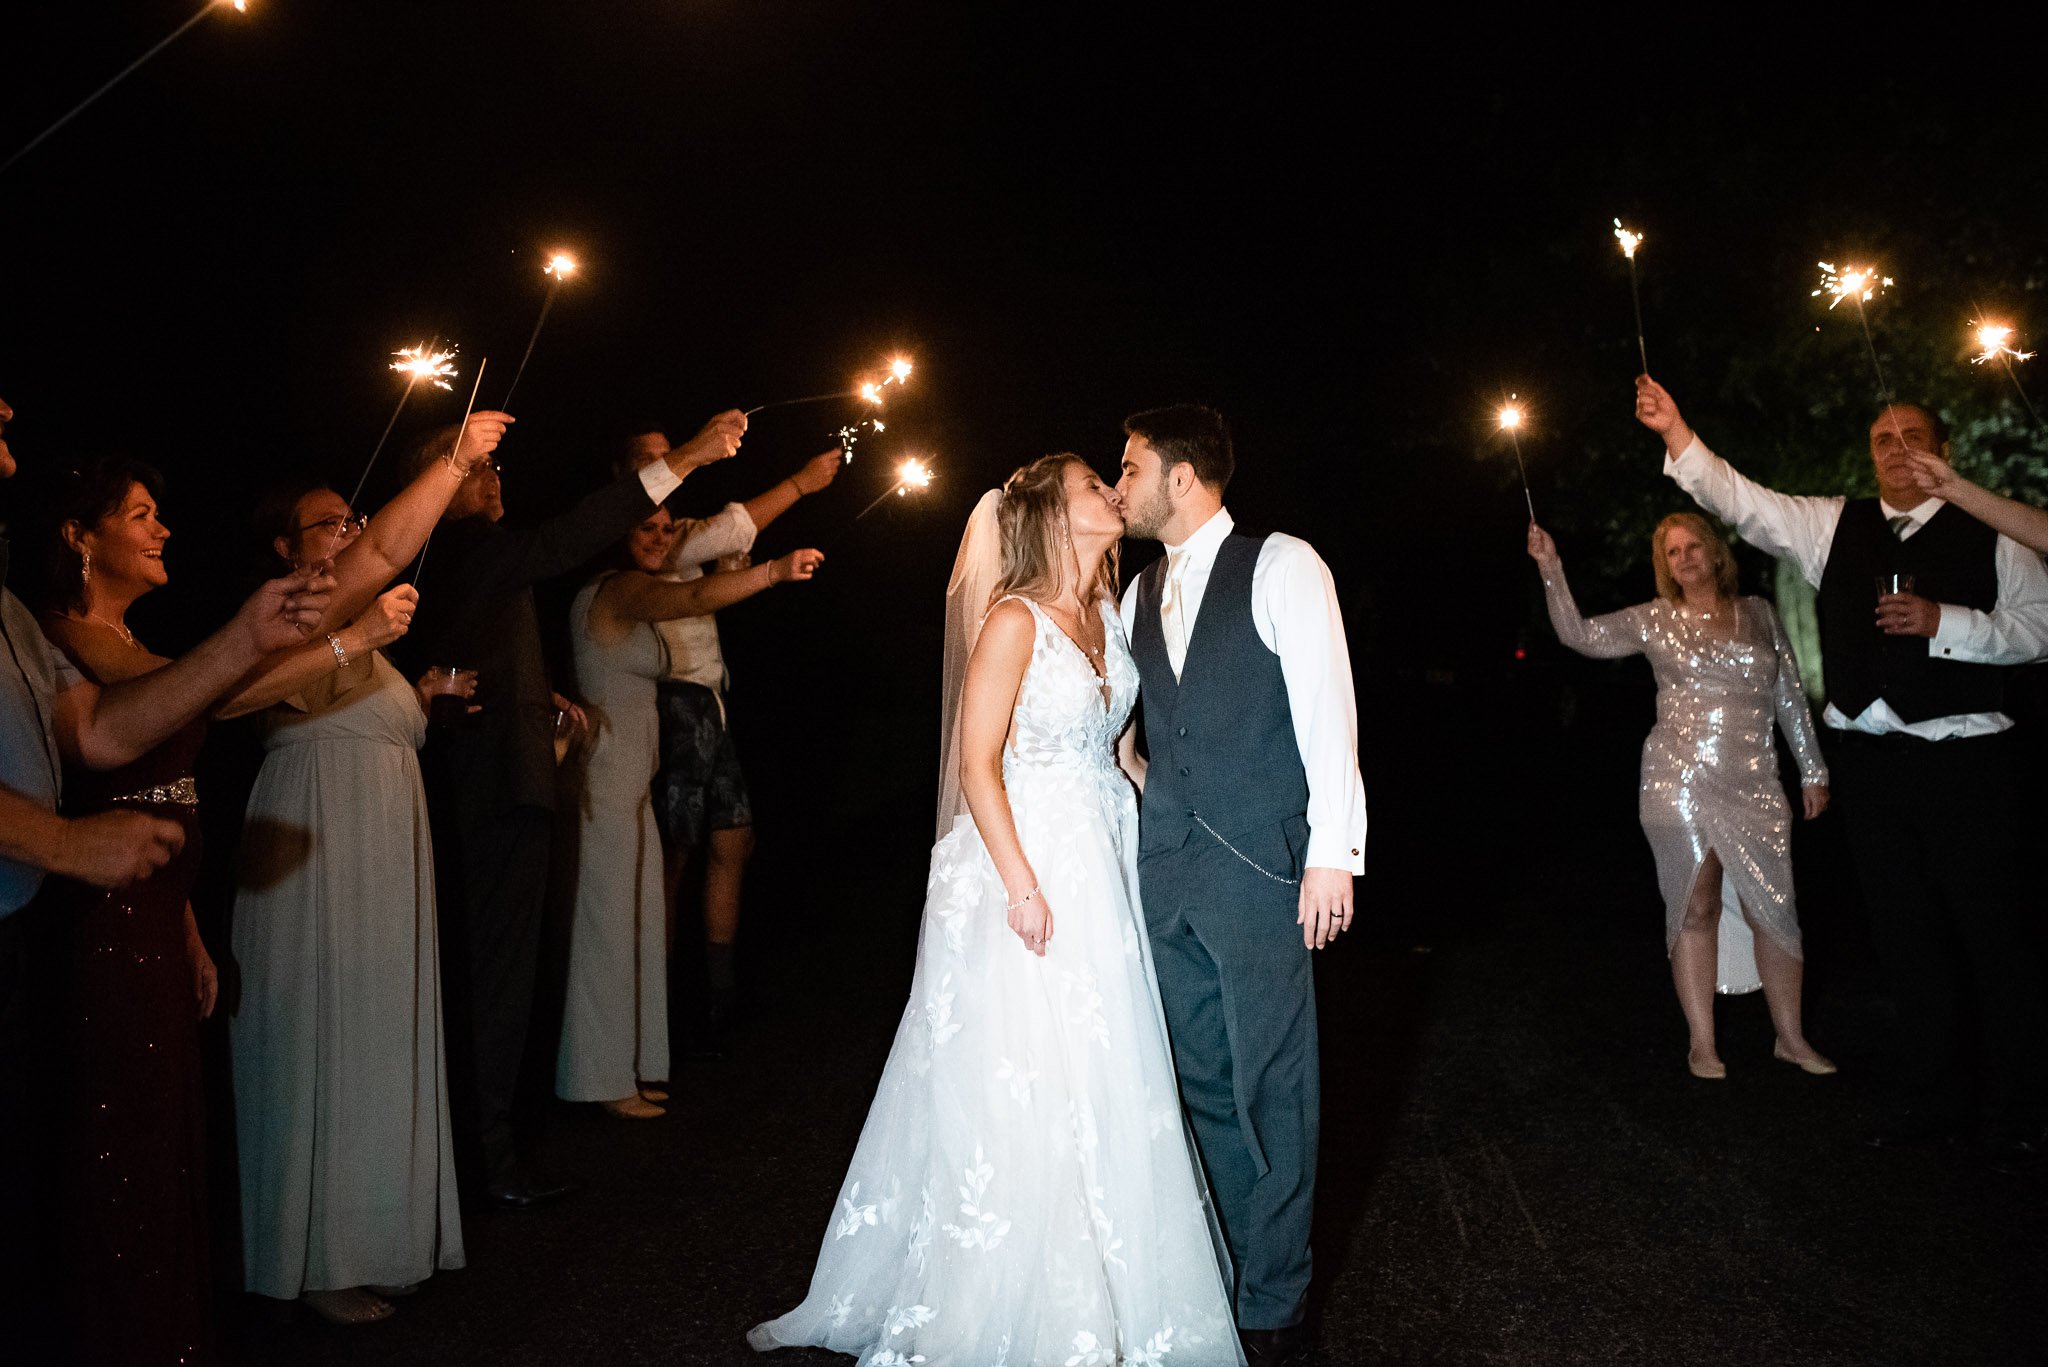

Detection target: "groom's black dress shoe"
[1240, 1324, 1312, 1366]
[486, 1169, 580, 1210]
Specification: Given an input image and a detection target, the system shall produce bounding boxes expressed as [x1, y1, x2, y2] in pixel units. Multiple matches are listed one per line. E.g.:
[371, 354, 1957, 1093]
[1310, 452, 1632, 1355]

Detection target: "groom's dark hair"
[1123, 404, 1234, 493]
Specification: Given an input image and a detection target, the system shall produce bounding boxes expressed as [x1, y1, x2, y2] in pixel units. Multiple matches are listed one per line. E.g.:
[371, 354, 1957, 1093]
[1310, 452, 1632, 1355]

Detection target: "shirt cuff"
[1662, 434, 1707, 476]
[1306, 829, 1365, 876]
[1930, 602, 1969, 657]
[638, 460, 683, 505]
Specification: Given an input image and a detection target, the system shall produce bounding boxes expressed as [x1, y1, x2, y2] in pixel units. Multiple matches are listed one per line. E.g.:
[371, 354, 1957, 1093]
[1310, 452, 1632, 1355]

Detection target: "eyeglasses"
[300, 512, 370, 536]
[468, 457, 502, 477]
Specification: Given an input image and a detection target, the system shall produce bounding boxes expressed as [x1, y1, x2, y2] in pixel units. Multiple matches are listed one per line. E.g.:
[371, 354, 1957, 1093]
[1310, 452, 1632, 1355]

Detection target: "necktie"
[1889, 514, 1915, 540]
[1161, 549, 1190, 680]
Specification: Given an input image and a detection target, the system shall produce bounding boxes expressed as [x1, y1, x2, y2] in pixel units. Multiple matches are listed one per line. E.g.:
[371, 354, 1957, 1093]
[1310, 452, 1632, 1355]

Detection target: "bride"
[750, 455, 1243, 1365]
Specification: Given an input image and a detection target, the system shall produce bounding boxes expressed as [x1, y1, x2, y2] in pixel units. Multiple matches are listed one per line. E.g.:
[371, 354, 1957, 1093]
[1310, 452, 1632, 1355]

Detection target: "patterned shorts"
[653, 681, 753, 848]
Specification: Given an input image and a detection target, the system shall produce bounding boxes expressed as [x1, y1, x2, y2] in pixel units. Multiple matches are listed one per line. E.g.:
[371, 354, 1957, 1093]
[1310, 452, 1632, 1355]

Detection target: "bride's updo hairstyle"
[991, 453, 1118, 612]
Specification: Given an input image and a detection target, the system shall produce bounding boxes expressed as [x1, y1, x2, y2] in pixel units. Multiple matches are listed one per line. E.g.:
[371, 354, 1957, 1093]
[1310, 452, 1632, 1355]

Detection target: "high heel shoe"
[600, 1094, 666, 1120]
[1688, 1051, 1726, 1080]
[1774, 1042, 1837, 1075]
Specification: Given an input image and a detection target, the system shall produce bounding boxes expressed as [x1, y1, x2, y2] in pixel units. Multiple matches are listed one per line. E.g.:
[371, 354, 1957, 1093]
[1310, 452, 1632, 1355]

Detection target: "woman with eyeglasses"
[224, 426, 506, 1326]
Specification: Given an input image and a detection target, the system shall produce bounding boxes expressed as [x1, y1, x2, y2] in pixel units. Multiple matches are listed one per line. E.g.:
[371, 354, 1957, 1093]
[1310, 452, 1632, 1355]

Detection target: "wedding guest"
[1529, 516, 1833, 1079]
[400, 411, 746, 1206]
[558, 503, 820, 1116]
[1641, 378, 2048, 1171]
[19, 452, 403, 1364]
[0, 396, 331, 1332]
[226, 429, 503, 1327]
[621, 428, 842, 1046]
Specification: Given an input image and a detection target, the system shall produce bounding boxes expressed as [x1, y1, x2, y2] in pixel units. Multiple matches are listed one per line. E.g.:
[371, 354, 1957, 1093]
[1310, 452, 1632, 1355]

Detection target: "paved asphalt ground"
[229, 755, 2048, 1367]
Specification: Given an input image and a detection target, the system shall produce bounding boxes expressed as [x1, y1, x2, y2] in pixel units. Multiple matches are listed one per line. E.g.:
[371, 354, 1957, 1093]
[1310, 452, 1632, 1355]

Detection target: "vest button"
[1176, 726, 1187, 737]
[1178, 766, 1191, 776]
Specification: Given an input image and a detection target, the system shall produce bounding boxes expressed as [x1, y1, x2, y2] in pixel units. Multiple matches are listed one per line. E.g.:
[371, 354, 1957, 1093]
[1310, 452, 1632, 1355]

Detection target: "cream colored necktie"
[1161, 549, 1190, 680]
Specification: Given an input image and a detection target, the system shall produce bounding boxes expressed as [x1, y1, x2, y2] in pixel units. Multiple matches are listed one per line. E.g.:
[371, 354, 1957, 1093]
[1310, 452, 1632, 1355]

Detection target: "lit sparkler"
[1613, 219, 1649, 374]
[1, 0, 251, 177]
[1497, 399, 1535, 521]
[1813, 259, 1898, 408]
[836, 417, 886, 464]
[325, 341, 460, 560]
[1812, 262, 1892, 311]
[850, 456, 937, 524]
[390, 342, 459, 391]
[500, 251, 579, 410]
[748, 356, 916, 418]
[1971, 319, 2044, 429]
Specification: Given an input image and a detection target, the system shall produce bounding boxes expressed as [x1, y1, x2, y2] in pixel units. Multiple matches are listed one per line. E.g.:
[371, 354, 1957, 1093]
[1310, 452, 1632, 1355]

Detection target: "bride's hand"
[1007, 886, 1053, 957]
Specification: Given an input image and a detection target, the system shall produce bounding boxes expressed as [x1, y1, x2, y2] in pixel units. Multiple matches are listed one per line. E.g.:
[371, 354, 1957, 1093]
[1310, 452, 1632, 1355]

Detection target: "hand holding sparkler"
[765, 549, 826, 584]
[449, 410, 515, 473]
[1526, 521, 1561, 571]
[1633, 375, 1695, 455]
[661, 410, 748, 477]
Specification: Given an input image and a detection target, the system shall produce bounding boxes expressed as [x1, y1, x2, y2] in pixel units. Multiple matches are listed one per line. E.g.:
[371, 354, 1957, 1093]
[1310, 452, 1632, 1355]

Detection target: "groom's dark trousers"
[1140, 835, 1320, 1331]
[1131, 530, 1320, 1332]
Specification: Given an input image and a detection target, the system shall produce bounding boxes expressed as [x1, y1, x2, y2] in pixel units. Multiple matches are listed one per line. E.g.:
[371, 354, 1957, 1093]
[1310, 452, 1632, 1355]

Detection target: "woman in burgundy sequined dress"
[32, 460, 222, 1364]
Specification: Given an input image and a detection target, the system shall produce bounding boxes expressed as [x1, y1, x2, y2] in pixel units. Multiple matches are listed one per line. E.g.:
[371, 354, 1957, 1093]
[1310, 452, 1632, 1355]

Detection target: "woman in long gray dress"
[1530, 514, 1836, 1080]
[229, 485, 476, 1325]
[558, 504, 821, 1117]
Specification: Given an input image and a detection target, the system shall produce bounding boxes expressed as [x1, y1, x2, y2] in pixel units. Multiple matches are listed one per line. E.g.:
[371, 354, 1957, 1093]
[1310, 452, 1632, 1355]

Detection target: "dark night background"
[4, 6, 2047, 1364]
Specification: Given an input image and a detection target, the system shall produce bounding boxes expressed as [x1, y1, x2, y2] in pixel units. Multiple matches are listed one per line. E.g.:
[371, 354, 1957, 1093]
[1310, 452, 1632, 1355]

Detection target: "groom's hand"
[1298, 866, 1355, 950]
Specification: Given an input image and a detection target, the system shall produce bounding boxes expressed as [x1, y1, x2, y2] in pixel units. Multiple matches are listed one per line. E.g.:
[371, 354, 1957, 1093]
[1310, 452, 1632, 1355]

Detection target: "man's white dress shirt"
[1665, 435, 2048, 739]
[1118, 508, 1368, 874]
[654, 502, 758, 699]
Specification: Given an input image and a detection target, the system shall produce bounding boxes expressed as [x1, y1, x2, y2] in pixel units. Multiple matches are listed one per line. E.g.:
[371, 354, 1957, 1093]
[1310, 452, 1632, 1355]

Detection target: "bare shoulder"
[979, 596, 1037, 644]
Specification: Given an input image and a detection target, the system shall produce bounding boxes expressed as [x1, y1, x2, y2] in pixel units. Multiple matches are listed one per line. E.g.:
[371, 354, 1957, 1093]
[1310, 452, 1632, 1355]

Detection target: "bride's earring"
[80, 548, 91, 588]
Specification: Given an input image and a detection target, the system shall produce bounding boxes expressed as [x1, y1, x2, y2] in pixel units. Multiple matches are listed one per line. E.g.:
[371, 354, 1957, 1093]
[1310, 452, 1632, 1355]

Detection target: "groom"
[1115, 404, 1367, 1366]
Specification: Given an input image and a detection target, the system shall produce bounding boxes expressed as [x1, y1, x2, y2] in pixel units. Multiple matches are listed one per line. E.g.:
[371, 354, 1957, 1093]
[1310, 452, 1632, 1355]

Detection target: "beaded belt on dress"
[111, 776, 198, 806]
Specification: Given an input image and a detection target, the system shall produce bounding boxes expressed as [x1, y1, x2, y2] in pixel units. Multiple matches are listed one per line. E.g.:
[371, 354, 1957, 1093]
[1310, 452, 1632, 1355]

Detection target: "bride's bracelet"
[1004, 885, 1041, 911]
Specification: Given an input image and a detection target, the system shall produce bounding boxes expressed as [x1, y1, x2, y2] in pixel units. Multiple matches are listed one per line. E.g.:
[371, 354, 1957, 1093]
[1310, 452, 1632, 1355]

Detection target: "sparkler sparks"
[850, 456, 938, 525]
[748, 356, 918, 419]
[1612, 220, 1642, 260]
[1813, 262, 1893, 311]
[1972, 322, 2035, 366]
[391, 343, 459, 391]
[543, 253, 578, 279]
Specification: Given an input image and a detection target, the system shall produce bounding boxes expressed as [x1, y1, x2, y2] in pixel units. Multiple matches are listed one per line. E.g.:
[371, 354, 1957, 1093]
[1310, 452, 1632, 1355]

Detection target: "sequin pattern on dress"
[1541, 574, 1828, 976]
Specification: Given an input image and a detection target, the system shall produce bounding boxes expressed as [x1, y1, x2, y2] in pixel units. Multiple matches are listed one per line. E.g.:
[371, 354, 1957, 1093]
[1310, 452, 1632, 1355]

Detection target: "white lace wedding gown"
[750, 596, 1243, 1366]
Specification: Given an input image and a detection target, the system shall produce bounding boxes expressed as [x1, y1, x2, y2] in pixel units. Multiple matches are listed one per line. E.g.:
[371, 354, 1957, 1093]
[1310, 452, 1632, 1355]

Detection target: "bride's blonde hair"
[991, 454, 1118, 611]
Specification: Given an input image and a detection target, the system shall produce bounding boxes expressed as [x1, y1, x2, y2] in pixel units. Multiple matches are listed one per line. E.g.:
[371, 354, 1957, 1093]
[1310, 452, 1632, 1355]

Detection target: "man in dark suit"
[405, 410, 745, 1206]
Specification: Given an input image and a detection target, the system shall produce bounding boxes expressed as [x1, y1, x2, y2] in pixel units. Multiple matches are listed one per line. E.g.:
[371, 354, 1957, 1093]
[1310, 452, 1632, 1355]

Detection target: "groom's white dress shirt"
[1665, 434, 2048, 739]
[1119, 507, 1367, 874]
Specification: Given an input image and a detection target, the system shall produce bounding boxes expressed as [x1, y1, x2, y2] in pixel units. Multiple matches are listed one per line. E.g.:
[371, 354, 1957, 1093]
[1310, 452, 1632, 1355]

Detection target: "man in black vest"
[404, 410, 746, 1207]
[1640, 376, 2048, 1172]
[1115, 405, 1367, 1365]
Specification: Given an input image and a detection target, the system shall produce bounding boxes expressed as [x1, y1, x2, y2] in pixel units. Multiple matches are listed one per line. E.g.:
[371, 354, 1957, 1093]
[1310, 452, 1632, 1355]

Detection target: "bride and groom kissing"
[751, 404, 1367, 1366]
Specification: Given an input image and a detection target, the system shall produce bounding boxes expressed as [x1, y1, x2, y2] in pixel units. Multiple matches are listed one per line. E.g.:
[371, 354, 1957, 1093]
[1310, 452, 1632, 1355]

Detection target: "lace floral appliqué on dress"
[750, 597, 1243, 1365]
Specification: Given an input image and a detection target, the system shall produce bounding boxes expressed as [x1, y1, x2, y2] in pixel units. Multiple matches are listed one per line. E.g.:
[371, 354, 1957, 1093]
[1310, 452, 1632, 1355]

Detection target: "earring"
[80, 549, 91, 587]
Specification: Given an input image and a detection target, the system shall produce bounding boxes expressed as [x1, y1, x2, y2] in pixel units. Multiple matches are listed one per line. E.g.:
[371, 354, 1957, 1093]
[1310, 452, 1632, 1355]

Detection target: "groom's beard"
[1121, 485, 1171, 540]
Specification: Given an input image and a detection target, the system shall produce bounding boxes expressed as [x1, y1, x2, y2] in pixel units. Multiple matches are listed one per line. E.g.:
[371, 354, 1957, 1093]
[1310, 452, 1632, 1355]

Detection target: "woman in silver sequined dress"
[1530, 514, 1837, 1080]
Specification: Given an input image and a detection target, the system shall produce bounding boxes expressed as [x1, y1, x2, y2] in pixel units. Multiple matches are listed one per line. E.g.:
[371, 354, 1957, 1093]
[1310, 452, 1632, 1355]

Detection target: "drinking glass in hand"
[1875, 572, 1917, 598]
[421, 666, 478, 726]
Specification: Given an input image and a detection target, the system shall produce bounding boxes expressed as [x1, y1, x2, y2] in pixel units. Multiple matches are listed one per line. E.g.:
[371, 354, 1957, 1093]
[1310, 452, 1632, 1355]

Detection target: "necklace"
[79, 610, 138, 648]
[1038, 599, 1106, 668]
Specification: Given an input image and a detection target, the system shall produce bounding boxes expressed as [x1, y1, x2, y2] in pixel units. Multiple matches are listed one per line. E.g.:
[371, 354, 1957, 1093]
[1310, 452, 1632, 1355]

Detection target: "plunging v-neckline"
[1032, 599, 1111, 710]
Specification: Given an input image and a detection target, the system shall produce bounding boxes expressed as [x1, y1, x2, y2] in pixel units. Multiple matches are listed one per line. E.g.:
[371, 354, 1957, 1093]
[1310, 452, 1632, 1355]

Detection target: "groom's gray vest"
[1130, 531, 1310, 861]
